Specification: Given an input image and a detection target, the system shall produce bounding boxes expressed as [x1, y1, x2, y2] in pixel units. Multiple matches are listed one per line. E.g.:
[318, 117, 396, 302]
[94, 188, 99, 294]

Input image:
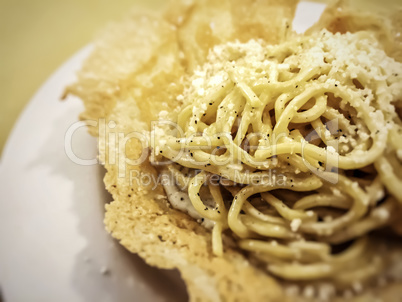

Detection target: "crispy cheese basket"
[65, 0, 402, 301]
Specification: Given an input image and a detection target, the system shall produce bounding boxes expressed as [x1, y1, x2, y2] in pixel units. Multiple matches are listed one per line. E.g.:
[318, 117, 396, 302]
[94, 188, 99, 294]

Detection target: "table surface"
[0, 0, 399, 157]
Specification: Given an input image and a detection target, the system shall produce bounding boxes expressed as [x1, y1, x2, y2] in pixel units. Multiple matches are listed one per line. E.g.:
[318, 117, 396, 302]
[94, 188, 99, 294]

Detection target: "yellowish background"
[0, 0, 398, 156]
[0, 0, 164, 157]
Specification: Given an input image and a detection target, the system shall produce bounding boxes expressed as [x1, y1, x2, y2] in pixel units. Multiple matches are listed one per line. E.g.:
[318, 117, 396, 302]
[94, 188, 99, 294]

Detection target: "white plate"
[0, 3, 325, 302]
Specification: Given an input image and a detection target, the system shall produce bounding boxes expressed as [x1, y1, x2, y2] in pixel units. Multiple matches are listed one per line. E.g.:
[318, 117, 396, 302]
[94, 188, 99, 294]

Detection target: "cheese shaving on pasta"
[151, 29, 402, 289]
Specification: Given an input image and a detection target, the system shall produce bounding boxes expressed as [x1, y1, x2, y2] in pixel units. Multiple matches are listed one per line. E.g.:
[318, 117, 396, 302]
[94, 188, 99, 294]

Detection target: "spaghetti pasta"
[151, 28, 402, 293]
